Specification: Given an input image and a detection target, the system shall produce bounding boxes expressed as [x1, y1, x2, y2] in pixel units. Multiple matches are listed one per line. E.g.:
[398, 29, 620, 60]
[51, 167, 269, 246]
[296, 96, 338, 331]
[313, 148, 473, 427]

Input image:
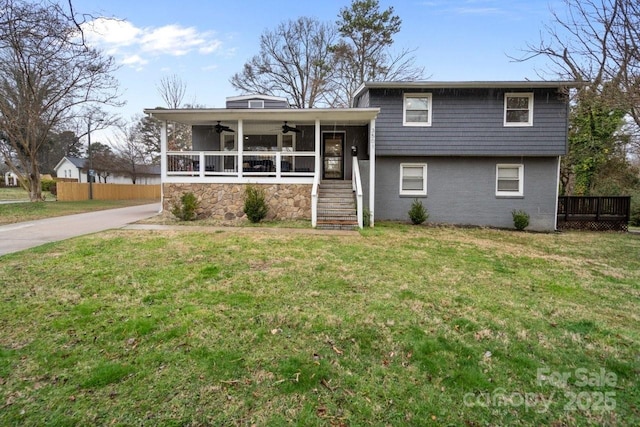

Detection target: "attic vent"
[248, 100, 264, 109]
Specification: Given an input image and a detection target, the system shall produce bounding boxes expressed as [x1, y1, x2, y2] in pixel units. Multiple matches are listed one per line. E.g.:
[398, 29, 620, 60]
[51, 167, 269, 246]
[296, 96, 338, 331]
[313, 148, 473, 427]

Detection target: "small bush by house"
[171, 192, 199, 221]
[408, 199, 428, 225]
[244, 185, 268, 223]
[512, 209, 530, 231]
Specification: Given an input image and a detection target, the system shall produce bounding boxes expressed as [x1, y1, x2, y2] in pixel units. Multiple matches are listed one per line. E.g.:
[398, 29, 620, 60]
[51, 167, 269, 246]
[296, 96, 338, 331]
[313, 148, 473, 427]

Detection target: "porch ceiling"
[143, 107, 380, 126]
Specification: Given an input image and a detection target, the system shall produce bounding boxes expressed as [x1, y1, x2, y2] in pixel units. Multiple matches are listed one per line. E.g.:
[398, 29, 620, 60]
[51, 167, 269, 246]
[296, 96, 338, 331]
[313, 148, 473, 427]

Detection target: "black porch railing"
[557, 196, 631, 231]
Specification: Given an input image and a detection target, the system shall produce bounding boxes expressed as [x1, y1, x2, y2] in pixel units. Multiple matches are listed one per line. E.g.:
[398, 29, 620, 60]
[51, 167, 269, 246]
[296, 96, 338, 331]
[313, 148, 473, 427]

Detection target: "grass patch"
[0, 199, 156, 225]
[81, 362, 134, 388]
[0, 225, 638, 425]
[139, 212, 312, 228]
[0, 187, 56, 201]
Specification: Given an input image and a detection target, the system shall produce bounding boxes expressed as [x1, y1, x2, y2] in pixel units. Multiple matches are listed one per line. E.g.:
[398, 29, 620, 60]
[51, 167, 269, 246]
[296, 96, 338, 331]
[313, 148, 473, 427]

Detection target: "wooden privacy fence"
[557, 196, 631, 231]
[57, 182, 160, 201]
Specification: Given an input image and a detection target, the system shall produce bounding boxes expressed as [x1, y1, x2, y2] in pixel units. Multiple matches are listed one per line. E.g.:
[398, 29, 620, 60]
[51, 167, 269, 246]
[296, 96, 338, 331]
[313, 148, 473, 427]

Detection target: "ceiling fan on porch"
[214, 121, 234, 133]
[282, 121, 301, 134]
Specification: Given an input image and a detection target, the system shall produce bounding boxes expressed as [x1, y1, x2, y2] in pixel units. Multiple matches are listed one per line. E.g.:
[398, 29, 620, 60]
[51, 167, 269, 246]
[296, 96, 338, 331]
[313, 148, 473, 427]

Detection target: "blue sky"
[73, 0, 564, 122]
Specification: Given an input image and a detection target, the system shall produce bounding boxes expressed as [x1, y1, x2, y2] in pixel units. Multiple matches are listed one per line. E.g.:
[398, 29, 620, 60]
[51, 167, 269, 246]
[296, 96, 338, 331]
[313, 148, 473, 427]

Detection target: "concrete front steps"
[317, 180, 359, 230]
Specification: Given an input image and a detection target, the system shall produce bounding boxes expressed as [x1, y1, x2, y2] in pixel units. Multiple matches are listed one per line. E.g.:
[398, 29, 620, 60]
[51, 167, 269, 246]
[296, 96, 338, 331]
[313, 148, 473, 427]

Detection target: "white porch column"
[369, 118, 376, 227]
[160, 120, 167, 179]
[315, 119, 321, 176]
[159, 120, 167, 213]
[237, 119, 244, 179]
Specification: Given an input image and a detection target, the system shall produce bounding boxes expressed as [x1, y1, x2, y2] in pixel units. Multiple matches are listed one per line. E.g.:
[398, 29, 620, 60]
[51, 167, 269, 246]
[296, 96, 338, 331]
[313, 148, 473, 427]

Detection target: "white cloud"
[82, 18, 142, 48]
[199, 41, 222, 55]
[141, 25, 204, 55]
[122, 54, 148, 66]
[81, 18, 222, 69]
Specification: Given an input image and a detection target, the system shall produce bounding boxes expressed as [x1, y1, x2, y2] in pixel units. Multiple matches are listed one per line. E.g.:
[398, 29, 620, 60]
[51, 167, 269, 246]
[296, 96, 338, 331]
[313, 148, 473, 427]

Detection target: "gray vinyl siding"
[366, 88, 568, 156]
[370, 156, 559, 231]
[225, 98, 289, 109]
[353, 90, 369, 108]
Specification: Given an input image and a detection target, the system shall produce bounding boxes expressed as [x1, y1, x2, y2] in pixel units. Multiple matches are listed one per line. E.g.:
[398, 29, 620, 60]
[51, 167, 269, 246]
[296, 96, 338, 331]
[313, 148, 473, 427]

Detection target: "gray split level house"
[144, 81, 580, 231]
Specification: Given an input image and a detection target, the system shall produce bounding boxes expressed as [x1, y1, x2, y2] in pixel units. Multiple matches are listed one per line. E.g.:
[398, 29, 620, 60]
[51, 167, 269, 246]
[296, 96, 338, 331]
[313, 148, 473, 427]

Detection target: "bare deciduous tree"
[133, 114, 162, 164]
[155, 74, 192, 150]
[230, 17, 338, 108]
[514, 0, 640, 196]
[331, 0, 425, 107]
[0, 0, 120, 200]
[110, 119, 153, 184]
[157, 74, 187, 109]
[515, 0, 639, 125]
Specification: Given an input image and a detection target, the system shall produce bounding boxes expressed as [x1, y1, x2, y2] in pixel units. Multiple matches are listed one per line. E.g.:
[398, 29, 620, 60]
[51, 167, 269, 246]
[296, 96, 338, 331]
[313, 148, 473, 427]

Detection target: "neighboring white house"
[53, 156, 161, 185]
[4, 171, 18, 186]
[54, 156, 87, 182]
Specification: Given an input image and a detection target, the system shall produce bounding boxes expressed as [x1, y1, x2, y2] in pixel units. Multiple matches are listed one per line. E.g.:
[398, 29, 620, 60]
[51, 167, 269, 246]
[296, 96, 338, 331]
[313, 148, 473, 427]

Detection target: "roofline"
[143, 107, 380, 124]
[352, 80, 587, 103]
[53, 156, 85, 171]
[53, 157, 69, 171]
[225, 94, 289, 103]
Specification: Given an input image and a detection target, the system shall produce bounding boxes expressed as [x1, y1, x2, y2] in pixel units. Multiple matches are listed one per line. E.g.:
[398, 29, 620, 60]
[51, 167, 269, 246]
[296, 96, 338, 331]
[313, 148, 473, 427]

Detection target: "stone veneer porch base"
[163, 183, 312, 221]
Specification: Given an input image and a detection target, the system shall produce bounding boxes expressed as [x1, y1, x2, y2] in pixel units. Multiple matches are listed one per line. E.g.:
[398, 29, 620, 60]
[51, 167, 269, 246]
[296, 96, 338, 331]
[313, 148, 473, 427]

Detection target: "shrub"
[41, 178, 56, 192]
[408, 199, 428, 225]
[512, 209, 530, 231]
[171, 192, 199, 221]
[243, 185, 268, 223]
[363, 208, 371, 227]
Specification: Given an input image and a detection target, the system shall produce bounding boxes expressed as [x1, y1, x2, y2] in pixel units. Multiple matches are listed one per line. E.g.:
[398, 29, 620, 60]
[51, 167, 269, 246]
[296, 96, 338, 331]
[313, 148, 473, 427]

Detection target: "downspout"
[554, 155, 561, 231]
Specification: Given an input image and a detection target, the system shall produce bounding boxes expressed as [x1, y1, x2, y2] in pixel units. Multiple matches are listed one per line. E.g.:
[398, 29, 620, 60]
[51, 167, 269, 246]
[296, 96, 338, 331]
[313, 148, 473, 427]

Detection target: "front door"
[323, 133, 344, 179]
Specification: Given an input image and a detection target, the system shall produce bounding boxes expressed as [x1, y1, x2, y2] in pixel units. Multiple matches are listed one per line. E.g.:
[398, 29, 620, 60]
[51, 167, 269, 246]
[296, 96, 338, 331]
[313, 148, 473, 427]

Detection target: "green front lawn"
[0, 224, 638, 425]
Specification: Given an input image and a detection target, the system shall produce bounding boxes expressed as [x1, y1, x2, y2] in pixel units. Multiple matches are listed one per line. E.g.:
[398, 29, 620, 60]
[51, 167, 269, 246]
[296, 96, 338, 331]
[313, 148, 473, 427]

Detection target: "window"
[248, 100, 264, 109]
[496, 164, 524, 196]
[403, 93, 432, 126]
[504, 93, 533, 126]
[400, 163, 427, 196]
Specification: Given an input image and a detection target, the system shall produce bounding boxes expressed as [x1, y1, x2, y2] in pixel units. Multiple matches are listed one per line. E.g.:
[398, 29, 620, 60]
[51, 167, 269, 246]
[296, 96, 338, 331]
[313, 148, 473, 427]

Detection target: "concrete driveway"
[0, 203, 160, 256]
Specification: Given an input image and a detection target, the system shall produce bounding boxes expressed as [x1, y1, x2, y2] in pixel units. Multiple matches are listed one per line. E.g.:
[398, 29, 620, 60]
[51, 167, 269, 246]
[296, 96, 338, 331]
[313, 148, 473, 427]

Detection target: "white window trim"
[403, 93, 432, 127]
[248, 100, 264, 109]
[496, 163, 524, 197]
[504, 92, 533, 127]
[399, 163, 427, 196]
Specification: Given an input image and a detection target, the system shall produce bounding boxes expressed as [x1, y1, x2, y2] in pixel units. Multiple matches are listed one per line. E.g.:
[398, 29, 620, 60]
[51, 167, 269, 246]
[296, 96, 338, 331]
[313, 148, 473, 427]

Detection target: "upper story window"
[403, 93, 432, 126]
[248, 100, 264, 109]
[496, 164, 524, 197]
[504, 93, 533, 126]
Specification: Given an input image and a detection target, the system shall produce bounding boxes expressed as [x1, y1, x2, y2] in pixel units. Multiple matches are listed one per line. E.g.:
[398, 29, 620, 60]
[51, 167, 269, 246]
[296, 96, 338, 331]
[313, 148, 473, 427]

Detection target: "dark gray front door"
[323, 133, 344, 179]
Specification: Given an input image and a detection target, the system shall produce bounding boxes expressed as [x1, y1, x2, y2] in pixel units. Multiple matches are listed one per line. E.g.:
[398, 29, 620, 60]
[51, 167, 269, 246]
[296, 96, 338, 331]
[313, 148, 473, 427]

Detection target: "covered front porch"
[144, 107, 379, 227]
